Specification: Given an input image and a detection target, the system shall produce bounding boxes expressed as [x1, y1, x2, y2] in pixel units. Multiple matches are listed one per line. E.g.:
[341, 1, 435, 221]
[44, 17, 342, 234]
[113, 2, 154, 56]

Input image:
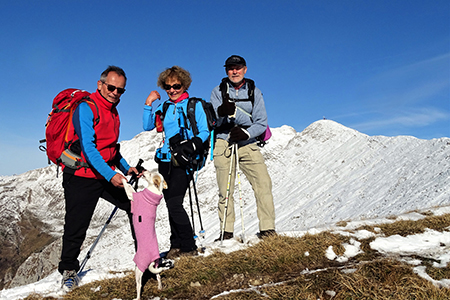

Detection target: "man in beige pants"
[210, 55, 275, 241]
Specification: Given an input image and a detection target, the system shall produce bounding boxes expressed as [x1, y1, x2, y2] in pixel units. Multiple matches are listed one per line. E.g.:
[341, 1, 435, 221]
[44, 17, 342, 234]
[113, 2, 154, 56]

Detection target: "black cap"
[224, 55, 246, 67]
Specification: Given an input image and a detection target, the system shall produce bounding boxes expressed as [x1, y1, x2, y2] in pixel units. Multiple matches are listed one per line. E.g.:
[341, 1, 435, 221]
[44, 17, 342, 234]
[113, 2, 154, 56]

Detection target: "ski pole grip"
[129, 158, 144, 186]
[136, 158, 144, 172]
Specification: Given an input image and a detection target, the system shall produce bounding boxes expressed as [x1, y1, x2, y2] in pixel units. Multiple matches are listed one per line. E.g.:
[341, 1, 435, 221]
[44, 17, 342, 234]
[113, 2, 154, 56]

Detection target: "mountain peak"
[299, 119, 363, 143]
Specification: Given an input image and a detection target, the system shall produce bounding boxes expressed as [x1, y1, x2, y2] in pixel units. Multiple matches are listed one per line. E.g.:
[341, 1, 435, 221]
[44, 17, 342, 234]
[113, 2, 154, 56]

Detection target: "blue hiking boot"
[61, 270, 79, 292]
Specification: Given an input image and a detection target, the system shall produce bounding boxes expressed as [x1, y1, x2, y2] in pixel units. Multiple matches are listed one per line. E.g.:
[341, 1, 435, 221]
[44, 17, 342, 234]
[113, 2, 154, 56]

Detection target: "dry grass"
[377, 214, 450, 236]
[23, 213, 450, 300]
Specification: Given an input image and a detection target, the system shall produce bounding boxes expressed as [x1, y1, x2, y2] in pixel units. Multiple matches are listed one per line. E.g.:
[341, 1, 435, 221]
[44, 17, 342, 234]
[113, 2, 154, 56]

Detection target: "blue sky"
[1, 0, 449, 176]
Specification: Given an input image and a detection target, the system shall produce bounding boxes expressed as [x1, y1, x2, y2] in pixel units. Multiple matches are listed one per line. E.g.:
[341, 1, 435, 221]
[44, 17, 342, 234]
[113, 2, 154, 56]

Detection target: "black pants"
[58, 173, 135, 274]
[159, 162, 196, 252]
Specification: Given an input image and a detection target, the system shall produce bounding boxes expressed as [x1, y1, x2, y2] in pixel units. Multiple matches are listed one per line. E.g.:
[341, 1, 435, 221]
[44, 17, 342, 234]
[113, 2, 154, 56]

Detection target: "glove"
[172, 137, 203, 166]
[229, 127, 250, 142]
[217, 99, 236, 117]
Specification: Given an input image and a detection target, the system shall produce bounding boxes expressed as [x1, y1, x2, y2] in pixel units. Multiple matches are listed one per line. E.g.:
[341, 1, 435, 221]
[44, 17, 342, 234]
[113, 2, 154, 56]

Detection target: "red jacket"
[64, 90, 122, 180]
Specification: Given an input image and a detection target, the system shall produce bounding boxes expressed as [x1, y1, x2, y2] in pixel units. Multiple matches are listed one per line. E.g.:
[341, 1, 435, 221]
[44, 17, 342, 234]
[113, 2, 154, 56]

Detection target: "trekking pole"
[220, 144, 235, 247]
[234, 144, 246, 244]
[185, 159, 197, 238]
[78, 206, 118, 275]
[188, 182, 196, 236]
[210, 130, 215, 161]
[190, 172, 205, 251]
[130, 158, 145, 189]
[78, 159, 144, 275]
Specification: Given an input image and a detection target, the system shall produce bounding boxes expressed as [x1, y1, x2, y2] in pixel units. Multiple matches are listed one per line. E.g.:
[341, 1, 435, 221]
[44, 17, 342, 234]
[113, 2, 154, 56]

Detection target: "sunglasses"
[163, 83, 182, 90]
[102, 82, 126, 94]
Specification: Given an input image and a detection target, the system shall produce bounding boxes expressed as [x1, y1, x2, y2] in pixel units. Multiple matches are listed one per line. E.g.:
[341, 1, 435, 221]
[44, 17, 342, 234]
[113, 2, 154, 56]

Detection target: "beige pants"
[213, 139, 275, 233]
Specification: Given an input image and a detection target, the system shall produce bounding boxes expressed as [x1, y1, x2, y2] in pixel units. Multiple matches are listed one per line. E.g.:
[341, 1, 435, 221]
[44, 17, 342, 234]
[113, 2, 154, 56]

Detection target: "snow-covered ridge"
[0, 119, 449, 298]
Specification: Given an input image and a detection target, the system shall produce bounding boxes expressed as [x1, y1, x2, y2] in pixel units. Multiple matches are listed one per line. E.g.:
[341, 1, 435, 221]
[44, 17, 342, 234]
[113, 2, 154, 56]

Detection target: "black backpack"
[162, 97, 216, 170]
[219, 78, 271, 147]
[219, 77, 255, 104]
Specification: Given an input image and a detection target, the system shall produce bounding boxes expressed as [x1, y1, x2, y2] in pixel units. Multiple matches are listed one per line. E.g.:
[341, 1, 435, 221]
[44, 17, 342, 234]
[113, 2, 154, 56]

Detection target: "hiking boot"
[214, 231, 234, 242]
[165, 248, 181, 259]
[178, 249, 198, 257]
[181, 249, 198, 257]
[258, 229, 276, 239]
[61, 270, 79, 292]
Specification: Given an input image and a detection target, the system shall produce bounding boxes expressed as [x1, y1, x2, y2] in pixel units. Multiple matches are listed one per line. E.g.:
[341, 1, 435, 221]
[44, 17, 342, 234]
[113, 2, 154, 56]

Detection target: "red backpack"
[41, 88, 99, 169]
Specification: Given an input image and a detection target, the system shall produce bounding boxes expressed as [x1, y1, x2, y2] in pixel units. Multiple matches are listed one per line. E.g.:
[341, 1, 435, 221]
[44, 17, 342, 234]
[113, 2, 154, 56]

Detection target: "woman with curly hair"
[143, 66, 209, 258]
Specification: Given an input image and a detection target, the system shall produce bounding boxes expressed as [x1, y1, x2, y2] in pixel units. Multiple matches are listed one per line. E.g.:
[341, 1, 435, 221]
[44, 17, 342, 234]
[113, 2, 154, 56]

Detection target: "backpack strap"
[245, 78, 255, 105]
[84, 97, 100, 126]
[161, 100, 170, 120]
[62, 96, 101, 170]
[219, 78, 230, 103]
[186, 97, 201, 136]
[160, 98, 202, 136]
[219, 77, 255, 106]
[161, 100, 191, 138]
[64, 96, 100, 147]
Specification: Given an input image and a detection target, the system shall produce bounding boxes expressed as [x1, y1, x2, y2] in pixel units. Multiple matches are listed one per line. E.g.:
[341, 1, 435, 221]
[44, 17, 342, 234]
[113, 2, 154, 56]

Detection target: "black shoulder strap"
[219, 77, 255, 107]
[245, 78, 255, 106]
[161, 101, 171, 120]
[219, 77, 229, 103]
[187, 97, 200, 136]
[161, 99, 196, 135]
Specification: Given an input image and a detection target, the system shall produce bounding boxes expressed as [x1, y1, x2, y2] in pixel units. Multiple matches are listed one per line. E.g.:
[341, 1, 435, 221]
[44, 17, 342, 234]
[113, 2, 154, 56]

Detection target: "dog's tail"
[149, 258, 174, 274]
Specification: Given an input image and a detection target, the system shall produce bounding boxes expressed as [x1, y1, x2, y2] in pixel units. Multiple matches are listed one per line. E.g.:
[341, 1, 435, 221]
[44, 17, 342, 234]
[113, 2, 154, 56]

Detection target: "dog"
[122, 170, 173, 299]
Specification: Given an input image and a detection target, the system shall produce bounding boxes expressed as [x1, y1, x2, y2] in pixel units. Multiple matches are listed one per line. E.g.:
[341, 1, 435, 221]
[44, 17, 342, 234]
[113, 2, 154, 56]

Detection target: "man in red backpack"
[58, 66, 141, 291]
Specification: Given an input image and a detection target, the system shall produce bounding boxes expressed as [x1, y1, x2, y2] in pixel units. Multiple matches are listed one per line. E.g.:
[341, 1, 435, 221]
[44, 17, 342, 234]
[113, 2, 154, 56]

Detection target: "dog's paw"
[121, 178, 128, 186]
[122, 180, 136, 201]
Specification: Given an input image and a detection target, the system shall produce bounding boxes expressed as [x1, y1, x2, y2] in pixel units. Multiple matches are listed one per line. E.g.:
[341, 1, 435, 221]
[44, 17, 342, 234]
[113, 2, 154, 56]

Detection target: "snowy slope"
[1, 119, 450, 299]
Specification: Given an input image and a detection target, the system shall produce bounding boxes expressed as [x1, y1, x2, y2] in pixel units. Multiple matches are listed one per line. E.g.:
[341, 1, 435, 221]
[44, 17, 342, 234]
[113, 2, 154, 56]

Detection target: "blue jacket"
[210, 79, 268, 147]
[143, 96, 209, 162]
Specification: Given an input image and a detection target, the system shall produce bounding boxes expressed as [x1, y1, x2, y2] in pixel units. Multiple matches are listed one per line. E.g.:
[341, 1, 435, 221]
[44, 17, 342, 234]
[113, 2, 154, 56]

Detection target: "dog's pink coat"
[131, 188, 163, 273]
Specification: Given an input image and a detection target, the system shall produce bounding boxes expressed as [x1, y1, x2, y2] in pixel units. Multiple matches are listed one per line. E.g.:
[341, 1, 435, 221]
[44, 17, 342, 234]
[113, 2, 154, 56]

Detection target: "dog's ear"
[155, 174, 168, 190]
[153, 172, 168, 189]
[153, 176, 161, 188]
